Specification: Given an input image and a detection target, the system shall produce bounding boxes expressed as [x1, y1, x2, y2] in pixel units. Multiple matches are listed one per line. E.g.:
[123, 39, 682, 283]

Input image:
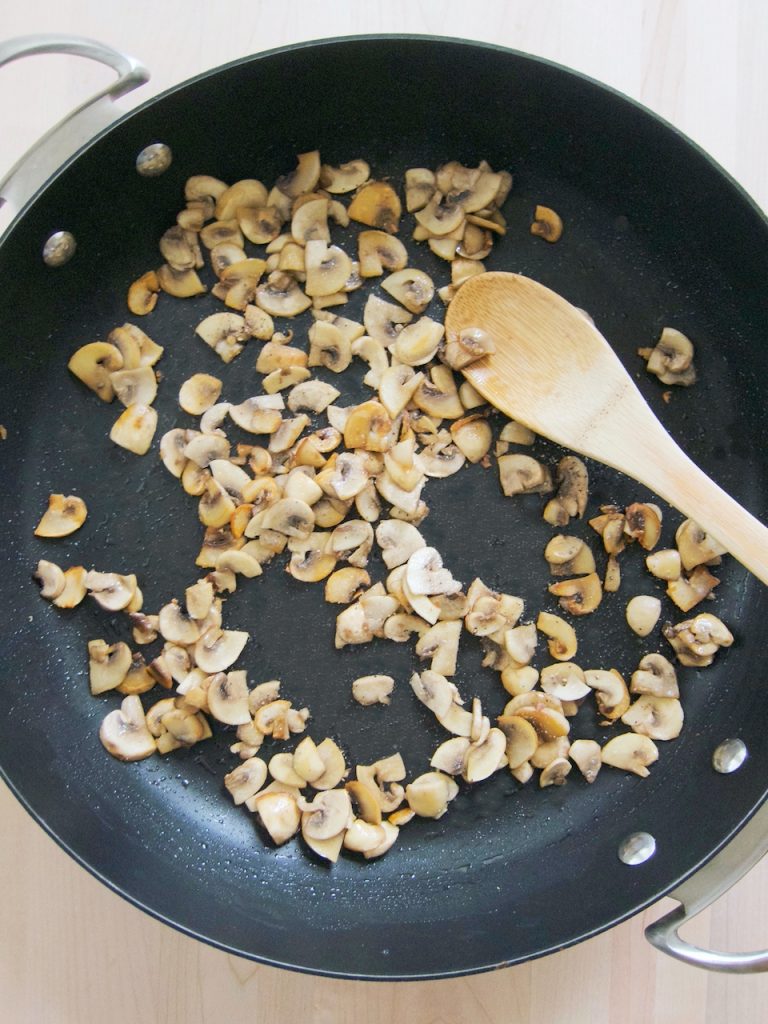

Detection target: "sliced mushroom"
[224, 756, 268, 805]
[409, 670, 456, 720]
[34, 493, 87, 537]
[601, 733, 659, 777]
[631, 653, 679, 698]
[207, 670, 251, 725]
[498, 454, 552, 496]
[530, 204, 563, 242]
[382, 268, 435, 314]
[378, 364, 423, 418]
[286, 379, 340, 415]
[85, 571, 137, 612]
[110, 366, 157, 408]
[497, 715, 539, 770]
[621, 695, 684, 741]
[255, 271, 312, 318]
[348, 181, 401, 233]
[88, 639, 132, 695]
[431, 736, 472, 775]
[68, 341, 123, 401]
[52, 565, 88, 608]
[179, 373, 222, 415]
[99, 694, 157, 762]
[542, 456, 588, 525]
[625, 595, 662, 637]
[110, 403, 158, 455]
[292, 736, 326, 784]
[406, 547, 461, 597]
[304, 239, 353, 297]
[540, 663, 590, 701]
[639, 327, 696, 386]
[646, 548, 682, 581]
[184, 432, 231, 467]
[548, 573, 603, 616]
[252, 790, 301, 845]
[34, 559, 66, 600]
[419, 437, 466, 478]
[544, 535, 595, 577]
[442, 326, 495, 370]
[500, 664, 539, 697]
[405, 771, 458, 818]
[416, 620, 462, 676]
[663, 612, 734, 667]
[357, 230, 408, 277]
[194, 628, 249, 673]
[535, 611, 577, 661]
[391, 316, 444, 366]
[463, 728, 506, 783]
[585, 668, 630, 721]
[363, 294, 413, 346]
[675, 519, 727, 571]
[127, 271, 161, 316]
[300, 789, 352, 842]
[404, 167, 435, 212]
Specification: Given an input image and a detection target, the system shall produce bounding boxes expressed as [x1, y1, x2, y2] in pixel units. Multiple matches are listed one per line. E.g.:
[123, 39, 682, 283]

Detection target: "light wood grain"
[2, 2, 768, 1022]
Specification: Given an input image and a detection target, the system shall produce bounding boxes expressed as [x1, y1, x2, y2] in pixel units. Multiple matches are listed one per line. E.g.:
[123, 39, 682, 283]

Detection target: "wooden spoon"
[445, 271, 768, 584]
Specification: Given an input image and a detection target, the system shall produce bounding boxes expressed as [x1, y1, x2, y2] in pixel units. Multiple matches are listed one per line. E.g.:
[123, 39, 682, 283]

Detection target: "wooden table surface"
[2, 2, 767, 1021]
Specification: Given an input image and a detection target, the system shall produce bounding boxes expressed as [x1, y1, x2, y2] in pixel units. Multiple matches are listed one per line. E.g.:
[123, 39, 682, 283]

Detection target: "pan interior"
[0, 37, 766, 979]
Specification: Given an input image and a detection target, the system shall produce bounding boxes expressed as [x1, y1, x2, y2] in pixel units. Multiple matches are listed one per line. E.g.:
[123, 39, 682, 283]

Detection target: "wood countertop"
[1, 3, 767, 1021]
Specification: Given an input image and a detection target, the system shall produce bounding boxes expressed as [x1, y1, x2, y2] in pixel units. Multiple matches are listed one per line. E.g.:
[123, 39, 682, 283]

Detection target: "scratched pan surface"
[0, 37, 766, 980]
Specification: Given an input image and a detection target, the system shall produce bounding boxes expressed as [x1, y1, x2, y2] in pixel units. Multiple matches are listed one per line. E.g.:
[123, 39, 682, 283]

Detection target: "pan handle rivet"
[618, 831, 656, 866]
[136, 143, 172, 177]
[42, 231, 76, 267]
[712, 738, 747, 774]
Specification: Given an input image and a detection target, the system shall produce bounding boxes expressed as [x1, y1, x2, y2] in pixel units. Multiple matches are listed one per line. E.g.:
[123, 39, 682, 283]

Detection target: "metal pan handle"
[0, 35, 149, 214]
[646, 798, 768, 972]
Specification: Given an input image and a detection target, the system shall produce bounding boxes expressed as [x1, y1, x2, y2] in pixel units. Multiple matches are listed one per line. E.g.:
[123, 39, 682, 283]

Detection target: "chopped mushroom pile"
[34, 150, 736, 864]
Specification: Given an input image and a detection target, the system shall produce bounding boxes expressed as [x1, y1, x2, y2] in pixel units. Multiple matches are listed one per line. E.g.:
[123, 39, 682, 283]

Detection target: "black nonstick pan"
[1, 35, 767, 980]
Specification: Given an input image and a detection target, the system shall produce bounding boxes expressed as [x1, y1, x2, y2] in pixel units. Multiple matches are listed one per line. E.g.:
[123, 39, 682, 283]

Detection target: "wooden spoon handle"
[620, 414, 768, 585]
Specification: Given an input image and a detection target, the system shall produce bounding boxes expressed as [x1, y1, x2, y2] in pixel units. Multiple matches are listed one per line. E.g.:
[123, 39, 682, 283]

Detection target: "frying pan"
[1, 34, 767, 981]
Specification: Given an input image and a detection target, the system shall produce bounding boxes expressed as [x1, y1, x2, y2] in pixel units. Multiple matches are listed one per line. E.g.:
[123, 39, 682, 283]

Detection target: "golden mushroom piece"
[530, 204, 563, 242]
[348, 181, 402, 233]
[68, 341, 123, 401]
[34, 493, 87, 537]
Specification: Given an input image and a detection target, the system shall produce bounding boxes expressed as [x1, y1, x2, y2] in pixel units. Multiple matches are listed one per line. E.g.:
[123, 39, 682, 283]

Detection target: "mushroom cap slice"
[569, 738, 602, 783]
[430, 736, 471, 775]
[621, 695, 684, 741]
[357, 230, 408, 277]
[256, 272, 312, 318]
[348, 181, 401, 233]
[207, 670, 251, 725]
[158, 599, 202, 645]
[540, 757, 571, 787]
[585, 668, 630, 721]
[52, 565, 88, 608]
[343, 819, 387, 853]
[498, 454, 553, 496]
[381, 268, 435, 314]
[375, 519, 426, 569]
[503, 622, 538, 665]
[630, 653, 679, 698]
[253, 791, 301, 845]
[160, 428, 192, 477]
[391, 317, 445, 366]
[110, 365, 157, 408]
[351, 674, 395, 706]
[363, 294, 413, 346]
[99, 694, 157, 762]
[310, 738, 348, 791]
[540, 663, 590, 701]
[88, 639, 133, 695]
[301, 789, 353, 840]
[259, 497, 314, 539]
[276, 150, 321, 198]
[292, 736, 326, 783]
[85, 571, 137, 612]
[179, 373, 222, 415]
[110, 403, 158, 455]
[194, 628, 249, 674]
[34, 493, 87, 537]
[287, 379, 340, 414]
[34, 559, 66, 600]
[406, 546, 461, 597]
[304, 240, 353, 297]
[269, 752, 307, 788]
[405, 771, 458, 819]
[463, 728, 507, 783]
[548, 573, 603, 616]
[68, 341, 123, 401]
[363, 820, 400, 860]
[497, 714, 539, 770]
[320, 159, 370, 194]
[409, 670, 456, 720]
[601, 733, 659, 777]
[224, 756, 268, 805]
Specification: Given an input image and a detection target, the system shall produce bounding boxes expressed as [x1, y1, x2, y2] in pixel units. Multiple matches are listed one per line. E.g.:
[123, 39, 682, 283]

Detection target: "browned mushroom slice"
[542, 456, 588, 526]
[52, 566, 88, 608]
[631, 653, 680, 698]
[110, 366, 157, 408]
[404, 168, 436, 212]
[382, 268, 435, 313]
[585, 668, 630, 721]
[530, 205, 563, 242]
[548, 573, 603, 615]
[320, 158, 370, 193]
[675, 519, 727, 570]
[348, 181, 402, 233]
[498, 454, 552, 496]
[639, 327, 696, 386]
[276, 151, 321, 198]
[34, 493, 87, 537]
[157, 264, 206, 298]
[415, 194, 465, 237]
[544, 535, 595, 577]
[159, 225, 202, 271]
[450, 415, 492, 463]
[442, 326, 495, 370]
[363, 293, 413, 347]
[99, 694, 157, 762]
[108, 324, 164, 368]
[88, 638, 132, 694]
[214, 179, 268, 220]
[110, 404, 158, 455]
[68, 341, 123, 402]
[127, 270, 161, 316]
[624, 502, 662, 550]
[663, 612, 733, 667]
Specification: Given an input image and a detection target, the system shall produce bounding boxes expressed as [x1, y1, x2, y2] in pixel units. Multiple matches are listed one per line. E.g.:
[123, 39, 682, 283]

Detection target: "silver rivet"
[42, 230, 76, 267]
[618, 831, 656, 866]
[136, 143, 172, 177]
[712, 738, 747, 774]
